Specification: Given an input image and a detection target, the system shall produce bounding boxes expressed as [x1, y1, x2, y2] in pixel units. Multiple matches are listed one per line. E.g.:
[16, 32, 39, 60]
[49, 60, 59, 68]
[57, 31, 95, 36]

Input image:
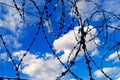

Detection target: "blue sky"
[0, 0, 120, 80]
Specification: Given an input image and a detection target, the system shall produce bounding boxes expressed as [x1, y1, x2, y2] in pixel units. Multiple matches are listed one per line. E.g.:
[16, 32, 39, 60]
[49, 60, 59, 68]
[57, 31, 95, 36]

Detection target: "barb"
[17, 0, 44, 73]
[101, 42, 120, 68]
[0, 35, 20, 79]
[22, 0, 25, 20]
[0, 0, 120, 80]
[12, 0, 23, 20]
[41, 22, 83, 79]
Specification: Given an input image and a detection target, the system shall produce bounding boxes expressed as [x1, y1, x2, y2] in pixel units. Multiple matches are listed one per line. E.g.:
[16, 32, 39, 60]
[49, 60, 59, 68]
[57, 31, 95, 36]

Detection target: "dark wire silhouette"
[0, 0, 120, 80]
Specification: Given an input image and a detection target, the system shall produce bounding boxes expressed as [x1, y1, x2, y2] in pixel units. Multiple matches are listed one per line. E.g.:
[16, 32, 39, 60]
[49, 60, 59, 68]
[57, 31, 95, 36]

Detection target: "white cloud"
[70, 79, 77, 80]
[102, 0, 120, 14]
[13, 50, 64, 80]
[0, 52, 7, 61]
[69, 1, 98, 19]
[3, 35, 22, 49]
[106, 51, 120, 63]
[90, 49, 99, 57]
[0, 0, 26, 51]
[0, 0, 13, 5]
[116, 73, 120, 80]
[94, 67, 120, 78]
[53, 25, 99, 62]
[69, 0, 120, 24]
[44, 20, 53, 33]
[0, 0, 23, 36]
[117, 77, 120, 80]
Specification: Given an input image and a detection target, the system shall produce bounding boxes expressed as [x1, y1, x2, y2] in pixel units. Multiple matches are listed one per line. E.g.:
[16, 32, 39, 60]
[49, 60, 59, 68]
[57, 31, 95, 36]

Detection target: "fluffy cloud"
[3, 35, 22, 49]
[53, 25, 99, 62]
[0, 0, 25, 50]
[69, 1, 98, 19]
[0, 35, 22, 54]
[13, 50, 64, 80]
[94, 67, 120, 78]
[0, 1, 23, 34]
[75, 1, 97, 19]
[106, 51, 120, 63]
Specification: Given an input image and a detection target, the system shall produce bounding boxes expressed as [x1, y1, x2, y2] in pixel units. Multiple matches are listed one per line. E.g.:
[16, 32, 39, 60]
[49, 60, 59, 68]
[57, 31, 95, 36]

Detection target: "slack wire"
[0, 1, 72, 29]
[84, 21, 113, 80]
[71, 0, 112, 78]
[1, 0, 120, 80]
[12, 0, 24, 20]
[87, 52, 113, 80]
[101, 42, 120, 69]
[58, 0, 88, 77]
[41, 1, 82, 77]
[60, 1, 88, 79]
[66, 13, 77, 63]
[58, 40, 82, 79]
[5, 0, 81, 79]
[41, 23, 83, 80]
[59, 33, 83, 79]
[69, 0, 84, 61]
[85, 45, 113, 79]
[55, 0, 83, 79]
[10, 0, 44, 78]
[80, 24, 112, 80]
[29, 0, 82, 79]
[0, 0, 98, 37]
[67, 41, 79, 63]
[85, 32, 113, 79]
[0, 35, 20, 79]
[17, 0, 44, 71]
[80, 22, 94, 80]
[89, 9, 116, 47]
[43, 0, 81, 78]
[86, 28, 117, 80]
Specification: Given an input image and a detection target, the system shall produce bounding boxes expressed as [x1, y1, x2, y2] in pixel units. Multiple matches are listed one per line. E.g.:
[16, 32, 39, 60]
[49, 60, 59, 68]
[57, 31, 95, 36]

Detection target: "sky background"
[0, 0, 120, 80]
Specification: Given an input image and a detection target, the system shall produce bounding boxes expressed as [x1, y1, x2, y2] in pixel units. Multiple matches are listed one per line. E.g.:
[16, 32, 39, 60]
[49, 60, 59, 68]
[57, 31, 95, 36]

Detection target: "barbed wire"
[0, 0, 120, 80]
[0, 34, 20, 79]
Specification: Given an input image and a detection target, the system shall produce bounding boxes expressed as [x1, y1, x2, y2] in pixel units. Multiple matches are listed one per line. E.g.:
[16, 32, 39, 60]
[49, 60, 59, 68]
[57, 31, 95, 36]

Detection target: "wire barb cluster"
[0, 0, 120, 80]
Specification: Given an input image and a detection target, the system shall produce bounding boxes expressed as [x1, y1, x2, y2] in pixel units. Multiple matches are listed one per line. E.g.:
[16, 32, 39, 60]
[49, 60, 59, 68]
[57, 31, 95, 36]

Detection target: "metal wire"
[0, 0, 120, 80]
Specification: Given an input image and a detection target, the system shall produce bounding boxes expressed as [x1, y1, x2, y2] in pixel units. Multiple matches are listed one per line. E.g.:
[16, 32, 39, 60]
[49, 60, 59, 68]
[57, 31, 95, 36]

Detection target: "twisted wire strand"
[0, 35, 20, 79]
[0, 0, 44, 78]
[0, 1, 73, 30]
[31, 0, 83, 79]
[22, 0, 25, 20]
[80, 18, 94, 80]
[68, 1, 113, 79]
[0, 0, 120, 80]
[41, 21, 83, 80]
[12, 0, 24, 20]
[101, 42, 120, 68]
[17, 0, 44, 71]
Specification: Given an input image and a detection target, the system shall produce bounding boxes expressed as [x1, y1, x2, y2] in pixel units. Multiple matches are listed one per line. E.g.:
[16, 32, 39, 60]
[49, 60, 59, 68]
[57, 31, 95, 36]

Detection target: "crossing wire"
[0, 0, 120, 80]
